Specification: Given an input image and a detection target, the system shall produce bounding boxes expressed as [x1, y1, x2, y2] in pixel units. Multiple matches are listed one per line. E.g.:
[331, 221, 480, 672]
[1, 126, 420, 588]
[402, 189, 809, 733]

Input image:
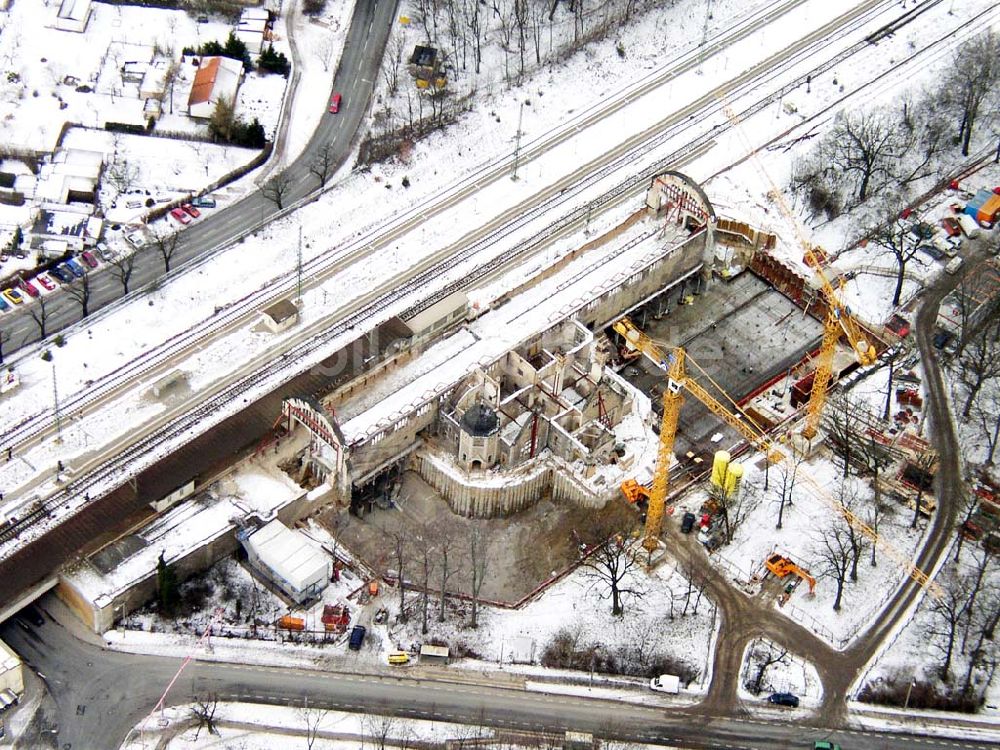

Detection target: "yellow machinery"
[721, 104, 877, 440]
[764, 553, 816, 594]
[613, 316, 942, 599]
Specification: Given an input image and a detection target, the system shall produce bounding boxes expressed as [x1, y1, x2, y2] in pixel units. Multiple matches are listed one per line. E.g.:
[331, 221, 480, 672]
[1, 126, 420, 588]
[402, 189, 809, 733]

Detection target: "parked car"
[329, 92, 342, 113]
[181, 203, 200, 219]
[1, 288, 23, 306]
[169, 207, 191, 225]
[649, 674, 680, 694]
[48, 266, 73, 283]
[680, 512, 696, 534]
[35, 274, 56, 291]
[80, 250, 99, 268]
[190, 195, 216, 208]
[64, 258, 86, 277]
[917, 244, 945, 261]
[767, 692, 800, 708]
[348, 624, 366, 650]
[17, 279, 39, 298]
[813, 742, 841, 750]
[0, 296, 8, 312]
[96, 242, 116, 262]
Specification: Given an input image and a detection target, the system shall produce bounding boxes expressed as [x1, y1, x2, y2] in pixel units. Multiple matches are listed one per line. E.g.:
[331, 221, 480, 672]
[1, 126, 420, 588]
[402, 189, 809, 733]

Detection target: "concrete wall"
[415, 449, 608, 518]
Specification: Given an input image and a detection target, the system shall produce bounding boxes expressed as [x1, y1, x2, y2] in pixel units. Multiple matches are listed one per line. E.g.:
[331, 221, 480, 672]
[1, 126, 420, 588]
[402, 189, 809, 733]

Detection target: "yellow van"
[387, 651, 410, 665]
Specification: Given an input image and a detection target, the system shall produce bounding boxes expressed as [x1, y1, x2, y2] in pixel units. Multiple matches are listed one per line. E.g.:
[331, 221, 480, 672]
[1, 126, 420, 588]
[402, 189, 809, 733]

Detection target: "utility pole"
[296, 223, 303, 303]
[511, 101, 525, 180]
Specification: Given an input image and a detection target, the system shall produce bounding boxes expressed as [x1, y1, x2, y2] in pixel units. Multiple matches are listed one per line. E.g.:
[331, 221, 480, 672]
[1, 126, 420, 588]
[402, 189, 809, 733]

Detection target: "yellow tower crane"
[612, 317, 783, 551]
[720, 104, 877, 439]
[612, 316, 942, 599]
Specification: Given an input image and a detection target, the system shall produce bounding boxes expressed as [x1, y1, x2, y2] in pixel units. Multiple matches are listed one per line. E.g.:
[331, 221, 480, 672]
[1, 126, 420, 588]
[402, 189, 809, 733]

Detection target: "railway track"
[0, 0, 903, 457]
[0, 0, 982, 552]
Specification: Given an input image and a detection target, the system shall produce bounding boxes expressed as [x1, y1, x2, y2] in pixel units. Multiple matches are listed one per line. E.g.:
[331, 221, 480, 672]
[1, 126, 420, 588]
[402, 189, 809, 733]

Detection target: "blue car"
[64, 259, 86, 278]
[0, 295, 8, 312]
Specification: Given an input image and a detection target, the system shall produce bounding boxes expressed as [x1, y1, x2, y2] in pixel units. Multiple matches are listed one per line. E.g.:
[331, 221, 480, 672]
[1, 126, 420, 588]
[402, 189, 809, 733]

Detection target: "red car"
[329, 92, 342, 113]
[17, 279, 39, 298]
[35, 274, 56, 291]
[170, 207, 191, 225]
[181, 203, 200, 219]
[80, 251, 99, 268]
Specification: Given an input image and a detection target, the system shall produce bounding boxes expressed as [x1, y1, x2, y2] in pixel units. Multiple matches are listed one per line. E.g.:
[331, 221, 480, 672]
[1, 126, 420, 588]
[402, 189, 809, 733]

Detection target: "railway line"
[0, 0, 987, 555]
[0, 0, 910, 457]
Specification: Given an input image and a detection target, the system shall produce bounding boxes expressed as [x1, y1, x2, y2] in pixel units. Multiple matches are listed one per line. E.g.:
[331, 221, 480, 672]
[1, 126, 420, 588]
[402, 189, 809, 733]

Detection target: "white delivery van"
[956, 213, 981, 238]
[649, 674, 680, 694]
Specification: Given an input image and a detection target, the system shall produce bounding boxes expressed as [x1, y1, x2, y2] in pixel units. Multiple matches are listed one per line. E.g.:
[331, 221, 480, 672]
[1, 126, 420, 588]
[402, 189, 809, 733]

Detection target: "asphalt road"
[0, 0, 398, 355]
[3, 607, 994, 750]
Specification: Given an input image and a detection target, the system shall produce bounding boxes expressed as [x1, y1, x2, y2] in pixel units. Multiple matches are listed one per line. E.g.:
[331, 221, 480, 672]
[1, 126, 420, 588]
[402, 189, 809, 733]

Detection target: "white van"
[649, 674, 680, 694]
[956, 213, 981, 238]
[945, 257, 964, 275]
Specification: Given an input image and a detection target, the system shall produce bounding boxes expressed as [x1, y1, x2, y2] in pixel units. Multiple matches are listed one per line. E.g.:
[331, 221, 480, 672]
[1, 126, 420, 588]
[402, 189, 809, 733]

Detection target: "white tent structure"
[243, 520, 331, 604]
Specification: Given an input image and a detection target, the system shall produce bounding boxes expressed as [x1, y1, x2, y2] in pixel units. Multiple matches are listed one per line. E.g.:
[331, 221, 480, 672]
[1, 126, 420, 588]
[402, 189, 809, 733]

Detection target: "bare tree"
[362, 711, 398, 750]
[925, 567, 973, 681]
[958, 319, 1000, 419]
[380, 34, 405, 96]
[468, 525, 489, 628]
[261, 171, 292, 210]
[711, 467, 760, 543]
[580, 515, 644, 616]
[29, 294, 49, 339]
[309, 142, 337, 188]
[867, 214, 924, 307]
[812, 520, 853, 611]
[313, 36, 334, 72]
[436, 527, 455, 622]
[103, 156, 139, 206]
[188, 693, 219, 740]
[774, 451, 804, 529]
[110, 252, 136, 295]
[745, 639, 790, 695]
[299, 696, 328, 750]
[384, 528, 409, 623]
[911, 449, 937, 531]
[943, 31, 1000, 156]
[837, 480, 869, 583]
[824, 394, 867, 478]
[153, 231, 180, 273]
[414, 525, 433, 635]
[65, 272, 91, 319]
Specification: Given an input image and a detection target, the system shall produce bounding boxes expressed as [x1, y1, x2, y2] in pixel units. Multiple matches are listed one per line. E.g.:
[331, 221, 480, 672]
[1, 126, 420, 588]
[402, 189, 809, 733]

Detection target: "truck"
[649, 674, 680, 694]
[956, 213, 981, 238]
[277, 615, 305, 631]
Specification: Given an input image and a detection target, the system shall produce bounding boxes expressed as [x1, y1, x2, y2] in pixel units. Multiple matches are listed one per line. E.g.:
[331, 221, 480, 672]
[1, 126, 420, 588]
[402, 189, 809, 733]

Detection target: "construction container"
[723, 462, 744, 497]
[965, 189, 993, 220]
[710, 451, 731, 487]
[277, 615, 305, 631]
[977, 194, 1000, 225]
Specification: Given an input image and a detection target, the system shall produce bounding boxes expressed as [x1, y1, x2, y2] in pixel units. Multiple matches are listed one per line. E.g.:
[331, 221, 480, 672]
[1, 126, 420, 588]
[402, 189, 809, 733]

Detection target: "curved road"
[0, 0, 399, 354]
[2, 610, 994, 750]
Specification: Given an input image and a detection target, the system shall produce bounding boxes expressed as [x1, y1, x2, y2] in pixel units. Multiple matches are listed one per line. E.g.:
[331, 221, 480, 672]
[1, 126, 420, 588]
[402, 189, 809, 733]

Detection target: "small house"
[187, 56, 244, 120]
[54, 0, 92, 33]
[261, 299, 299, 333]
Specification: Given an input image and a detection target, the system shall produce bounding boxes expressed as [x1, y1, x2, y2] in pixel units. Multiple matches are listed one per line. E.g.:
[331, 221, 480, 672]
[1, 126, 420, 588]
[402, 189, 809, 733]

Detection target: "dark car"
[48, 265, 73, 283]
[348, 624, 366, 650]
[767, 692, 799, 708]
[680, 512, 696, 534]
[932, 330, 953, 351]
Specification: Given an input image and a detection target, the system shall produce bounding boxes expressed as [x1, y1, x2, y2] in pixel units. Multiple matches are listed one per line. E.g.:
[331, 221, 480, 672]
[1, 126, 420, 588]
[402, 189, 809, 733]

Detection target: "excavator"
[764, 552, 816, 595]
